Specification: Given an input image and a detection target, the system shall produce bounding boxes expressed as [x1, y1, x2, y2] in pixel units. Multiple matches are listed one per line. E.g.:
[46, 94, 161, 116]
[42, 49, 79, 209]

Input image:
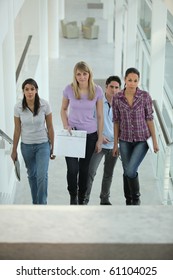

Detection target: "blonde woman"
[61, 61, 103, 204]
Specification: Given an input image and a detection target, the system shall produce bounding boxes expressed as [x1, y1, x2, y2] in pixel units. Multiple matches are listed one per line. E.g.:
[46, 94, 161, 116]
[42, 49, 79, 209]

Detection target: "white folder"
[146, 136, 154, 153]
[56, 129, 87, 158]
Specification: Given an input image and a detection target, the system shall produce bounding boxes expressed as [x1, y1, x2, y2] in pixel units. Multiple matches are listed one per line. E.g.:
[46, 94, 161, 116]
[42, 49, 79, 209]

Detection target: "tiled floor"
[14, 0, 162, 205]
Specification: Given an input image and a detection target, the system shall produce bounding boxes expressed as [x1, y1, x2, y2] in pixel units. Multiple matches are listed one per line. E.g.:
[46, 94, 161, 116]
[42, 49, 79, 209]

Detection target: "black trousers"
[65, 131, 98, 197]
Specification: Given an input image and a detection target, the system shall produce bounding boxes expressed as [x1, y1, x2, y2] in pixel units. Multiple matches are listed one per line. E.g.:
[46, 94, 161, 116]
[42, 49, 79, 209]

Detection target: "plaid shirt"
[112, 88, 153, 142]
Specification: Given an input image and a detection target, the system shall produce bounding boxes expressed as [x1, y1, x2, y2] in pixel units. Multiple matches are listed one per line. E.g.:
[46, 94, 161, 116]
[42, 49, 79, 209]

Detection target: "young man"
[85, 76, 121, 205]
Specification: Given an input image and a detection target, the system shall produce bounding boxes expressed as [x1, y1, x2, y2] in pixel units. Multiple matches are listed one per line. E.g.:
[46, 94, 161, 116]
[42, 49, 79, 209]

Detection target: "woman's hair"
[72, 61, 95, 100]
[22, 78, 40, 116]
[125, 67, 140, 78]
[124, 67, 140, 89]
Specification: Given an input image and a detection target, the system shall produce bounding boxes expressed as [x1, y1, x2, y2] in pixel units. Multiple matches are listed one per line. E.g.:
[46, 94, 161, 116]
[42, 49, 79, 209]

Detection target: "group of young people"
[11, 61, 159, 205]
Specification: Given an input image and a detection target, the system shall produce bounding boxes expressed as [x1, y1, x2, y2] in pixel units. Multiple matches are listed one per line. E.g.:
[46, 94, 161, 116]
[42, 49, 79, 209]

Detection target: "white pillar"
[102, 0, 108, 19]
[0, 0, 16, 198]
[48, 0, 59, 58]
[149, 0, 167, 109]
[3, 0, 16, 135]
[39, 0, 49, 100]
[0, 46, 5, 132]
[124, 0, 138, 69]
[59, 0, 65, 20]
[114, 0, 124, 77]
[107, 0, 114, 43]
[0, 44, 9, 192]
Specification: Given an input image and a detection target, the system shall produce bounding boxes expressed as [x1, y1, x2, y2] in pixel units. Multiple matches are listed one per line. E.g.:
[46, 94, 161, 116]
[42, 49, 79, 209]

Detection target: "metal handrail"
[16, 35, 32, 82]
[0, 129, 13, 144]
[152, 99, 173, 146]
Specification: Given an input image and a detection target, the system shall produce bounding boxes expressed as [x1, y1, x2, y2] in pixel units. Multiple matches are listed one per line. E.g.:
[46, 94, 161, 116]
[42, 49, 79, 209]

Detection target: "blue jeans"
[119, 140, 148, 178]
[85, 148, 118, 203]
[21, 141, 50, 204]
[65, 132, 98, 199]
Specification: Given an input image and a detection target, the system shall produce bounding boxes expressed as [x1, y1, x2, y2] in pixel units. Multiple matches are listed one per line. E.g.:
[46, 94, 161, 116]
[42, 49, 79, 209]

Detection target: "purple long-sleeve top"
[112, 88, 153, 142]
[63, 84, 103, 133]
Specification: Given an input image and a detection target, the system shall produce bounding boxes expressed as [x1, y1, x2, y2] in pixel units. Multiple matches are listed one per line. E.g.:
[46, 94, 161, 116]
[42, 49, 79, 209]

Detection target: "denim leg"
[21, 142, 50, 204]
[100, 149, 118, 202]
[78, 132, 98, 198]
[21, 143, 37, 204]
[119, 140, 148, 178]
[65, 157, 79, 196]
[35, 142, 50, 204]
[85, 150, 104, 203]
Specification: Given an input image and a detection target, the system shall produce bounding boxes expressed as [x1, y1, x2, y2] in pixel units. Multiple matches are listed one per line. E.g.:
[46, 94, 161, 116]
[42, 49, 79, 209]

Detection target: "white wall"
[0, 0, 50, 203]
[0, 0, 18, 203]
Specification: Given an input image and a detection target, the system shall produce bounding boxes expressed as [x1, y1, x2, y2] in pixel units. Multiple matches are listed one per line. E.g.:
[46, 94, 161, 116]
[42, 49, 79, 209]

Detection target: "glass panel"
[139, 51, 150, 91]
[162, 11, 173, 200]
[152, 119, 173, 204]
[170, 146, 173, 185]
[167, 10, 173, 30]
[138, 0, 152, 40]
[164, 37, 173, 107]
[162, 103, 173, 140]
[164, 10, 173, 108]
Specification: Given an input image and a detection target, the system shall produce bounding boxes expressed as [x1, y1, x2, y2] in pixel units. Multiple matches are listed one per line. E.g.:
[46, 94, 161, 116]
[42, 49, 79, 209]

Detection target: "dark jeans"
[65, 131, 98, 197]
[119, 140, 149, 178]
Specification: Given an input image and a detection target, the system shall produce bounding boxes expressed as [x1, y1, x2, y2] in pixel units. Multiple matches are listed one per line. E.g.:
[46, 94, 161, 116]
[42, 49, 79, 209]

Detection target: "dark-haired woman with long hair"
[11, 78, 55, 204]
[112, 68, 159, 205]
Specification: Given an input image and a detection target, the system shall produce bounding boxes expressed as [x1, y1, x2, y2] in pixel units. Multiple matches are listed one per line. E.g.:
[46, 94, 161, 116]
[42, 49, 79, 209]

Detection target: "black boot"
[127, 174, 141, 205]
[70, 193, 78, 205]
[78, 192, 86, 205]
[123, 174, 132, 205]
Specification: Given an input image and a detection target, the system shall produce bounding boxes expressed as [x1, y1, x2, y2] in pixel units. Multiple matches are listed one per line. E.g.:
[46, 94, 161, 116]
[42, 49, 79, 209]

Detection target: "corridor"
[14, 0, 162, 206]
